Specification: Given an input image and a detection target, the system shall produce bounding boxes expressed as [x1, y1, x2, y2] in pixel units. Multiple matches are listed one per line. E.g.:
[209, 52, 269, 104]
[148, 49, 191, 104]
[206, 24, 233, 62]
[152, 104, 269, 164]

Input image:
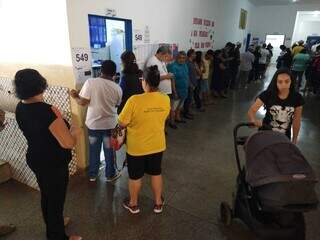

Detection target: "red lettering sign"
[204, 20, 211, 26]
[212, 21, 215, 27]
[199, 31, 208, 37]
[193, 18, 203, 25]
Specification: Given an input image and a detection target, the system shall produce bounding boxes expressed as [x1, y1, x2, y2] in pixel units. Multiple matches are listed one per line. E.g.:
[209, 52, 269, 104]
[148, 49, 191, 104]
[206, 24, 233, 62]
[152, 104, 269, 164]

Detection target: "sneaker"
[153, 197, 165, 214]
[123, 199, 140, 214]
[0, 224, 16, 237]
[168, 123, 178, 129]
[175, 119, 186, 123]
[106, 172, 121, 182]
[89, 177, 97, 182]
[183, 114, 193, 120]
[196, 108, 205, 112]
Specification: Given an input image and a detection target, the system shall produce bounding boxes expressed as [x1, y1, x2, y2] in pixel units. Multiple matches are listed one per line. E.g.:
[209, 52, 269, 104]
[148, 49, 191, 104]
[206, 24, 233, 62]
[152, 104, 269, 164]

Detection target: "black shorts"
[126, 152, 163, 180]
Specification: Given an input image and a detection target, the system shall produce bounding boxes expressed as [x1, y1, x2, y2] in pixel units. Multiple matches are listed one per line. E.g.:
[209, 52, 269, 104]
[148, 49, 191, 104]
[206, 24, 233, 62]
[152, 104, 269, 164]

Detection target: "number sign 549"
[75, 53, 89, 62]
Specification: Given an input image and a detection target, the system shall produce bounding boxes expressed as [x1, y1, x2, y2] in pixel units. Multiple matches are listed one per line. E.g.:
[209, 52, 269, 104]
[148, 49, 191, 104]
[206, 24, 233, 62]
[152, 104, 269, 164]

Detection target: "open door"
[88, 15, 133, 77]
[265, 34, 285, 64]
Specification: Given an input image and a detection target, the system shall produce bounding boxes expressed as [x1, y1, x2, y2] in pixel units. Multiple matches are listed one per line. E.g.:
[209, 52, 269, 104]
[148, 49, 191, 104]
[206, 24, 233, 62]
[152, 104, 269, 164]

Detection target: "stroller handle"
[233, 122, 255, 138]
[233, 122, 255, 174]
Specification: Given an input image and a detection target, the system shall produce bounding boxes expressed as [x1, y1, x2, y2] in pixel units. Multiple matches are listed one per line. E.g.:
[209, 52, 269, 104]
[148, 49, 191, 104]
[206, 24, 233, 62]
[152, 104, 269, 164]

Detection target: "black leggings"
[193, 79, 202, 109]
[35, 166, 69, 240]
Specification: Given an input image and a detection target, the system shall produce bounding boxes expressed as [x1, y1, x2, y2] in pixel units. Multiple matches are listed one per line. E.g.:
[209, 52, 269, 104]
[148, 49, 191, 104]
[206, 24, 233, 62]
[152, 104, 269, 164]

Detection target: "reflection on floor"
[1, 66, 319, 240]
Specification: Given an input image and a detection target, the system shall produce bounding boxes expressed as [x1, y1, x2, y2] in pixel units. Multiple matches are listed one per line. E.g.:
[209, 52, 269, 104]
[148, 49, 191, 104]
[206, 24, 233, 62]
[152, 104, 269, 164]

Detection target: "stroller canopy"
[244, 131, 317, 187]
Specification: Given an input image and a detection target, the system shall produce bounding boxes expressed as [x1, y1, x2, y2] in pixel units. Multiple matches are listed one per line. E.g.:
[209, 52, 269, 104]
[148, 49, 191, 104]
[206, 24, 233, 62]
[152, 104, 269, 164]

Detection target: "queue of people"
[2, 40, 316, 239]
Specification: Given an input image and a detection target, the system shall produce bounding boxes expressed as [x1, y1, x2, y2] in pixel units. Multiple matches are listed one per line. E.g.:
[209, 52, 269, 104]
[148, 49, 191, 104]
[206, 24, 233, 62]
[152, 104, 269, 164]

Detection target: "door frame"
[88, 14, 133, 51]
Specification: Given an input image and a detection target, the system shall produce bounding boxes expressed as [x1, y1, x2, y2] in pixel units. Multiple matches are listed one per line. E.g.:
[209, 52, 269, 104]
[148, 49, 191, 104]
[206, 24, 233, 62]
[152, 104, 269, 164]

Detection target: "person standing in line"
[118, 51, 144, 114]
[277, 45, 292, 69]
[229, 42, 241, 89]
[292, 40, 305, 56]
[71, 60, 122, 182]
[14, 69, 82, 240]
[194, 51, 206, 111]
[202, 51, 214, 104]
[292, 48, 310, 91]
[238, 49, 255, 88]
[119, 66, 170, 214]
[258, 43, 270, 79]
[146, 46, 176, 129]
[183, 49, 204, 117]
[211, 50, 228, 98]
[167, 51, 189, 122]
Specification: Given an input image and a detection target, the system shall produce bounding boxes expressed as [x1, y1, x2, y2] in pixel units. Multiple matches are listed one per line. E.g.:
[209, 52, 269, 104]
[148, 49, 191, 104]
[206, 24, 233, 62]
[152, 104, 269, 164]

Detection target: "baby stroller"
[220, 123, 319, 240]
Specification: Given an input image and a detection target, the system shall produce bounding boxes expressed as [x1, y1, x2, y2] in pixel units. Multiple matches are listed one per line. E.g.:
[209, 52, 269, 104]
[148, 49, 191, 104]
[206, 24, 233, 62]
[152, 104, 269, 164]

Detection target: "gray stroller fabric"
[245, 131, 317, 187]
[244, 131, 318, 209]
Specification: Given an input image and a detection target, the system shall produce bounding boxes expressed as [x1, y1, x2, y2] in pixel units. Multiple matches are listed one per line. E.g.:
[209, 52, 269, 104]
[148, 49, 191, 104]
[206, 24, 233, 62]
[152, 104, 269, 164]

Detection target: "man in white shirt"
[146, 46, 177, 129]
[258, 43, 270, 79]
[71, 60, 122, 182]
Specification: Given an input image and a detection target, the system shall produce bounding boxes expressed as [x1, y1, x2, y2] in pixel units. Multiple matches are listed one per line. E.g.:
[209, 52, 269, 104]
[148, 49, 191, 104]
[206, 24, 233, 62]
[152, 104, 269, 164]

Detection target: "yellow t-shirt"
[292, 46, 304, 56]
[118, 92, 170, 156]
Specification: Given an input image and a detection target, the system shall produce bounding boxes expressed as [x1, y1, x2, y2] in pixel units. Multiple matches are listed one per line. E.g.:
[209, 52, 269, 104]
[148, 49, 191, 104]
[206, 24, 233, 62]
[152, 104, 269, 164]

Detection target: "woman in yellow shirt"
[118, 65, 170, 214]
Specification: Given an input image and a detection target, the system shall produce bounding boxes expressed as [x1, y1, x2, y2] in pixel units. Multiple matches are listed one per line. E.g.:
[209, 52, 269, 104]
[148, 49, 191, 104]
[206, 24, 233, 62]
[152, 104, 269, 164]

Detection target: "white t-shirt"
[146, 55, 172, 94]
[79, 77, 122, 130]
[259, 48, 270, 64]
[312, 43, 320, 53]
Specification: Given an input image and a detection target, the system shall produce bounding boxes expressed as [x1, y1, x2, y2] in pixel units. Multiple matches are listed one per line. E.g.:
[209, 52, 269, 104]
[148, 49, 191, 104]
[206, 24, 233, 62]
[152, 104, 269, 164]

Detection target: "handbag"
[110, 124, 126, 151]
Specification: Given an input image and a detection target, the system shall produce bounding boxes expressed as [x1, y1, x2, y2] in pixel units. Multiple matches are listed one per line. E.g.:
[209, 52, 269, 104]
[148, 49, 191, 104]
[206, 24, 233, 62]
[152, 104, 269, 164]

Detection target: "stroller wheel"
[220, 202, 232, 226]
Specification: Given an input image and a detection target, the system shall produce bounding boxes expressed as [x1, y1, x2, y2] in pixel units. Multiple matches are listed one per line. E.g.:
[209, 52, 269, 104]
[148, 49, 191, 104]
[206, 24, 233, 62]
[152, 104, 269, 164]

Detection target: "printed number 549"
[75, 53, 89, 62]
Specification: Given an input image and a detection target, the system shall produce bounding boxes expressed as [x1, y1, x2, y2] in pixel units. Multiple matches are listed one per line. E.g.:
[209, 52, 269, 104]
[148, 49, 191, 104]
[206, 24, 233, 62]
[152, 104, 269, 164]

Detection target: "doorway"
[88, 15, 132, 77]
[265, 34, 285, 64]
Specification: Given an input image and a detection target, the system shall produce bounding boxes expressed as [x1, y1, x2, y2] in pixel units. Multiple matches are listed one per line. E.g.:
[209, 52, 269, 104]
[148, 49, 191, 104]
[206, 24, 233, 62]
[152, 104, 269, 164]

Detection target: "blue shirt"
[167, 61, 189, 99]
[292, 53, 310, 72]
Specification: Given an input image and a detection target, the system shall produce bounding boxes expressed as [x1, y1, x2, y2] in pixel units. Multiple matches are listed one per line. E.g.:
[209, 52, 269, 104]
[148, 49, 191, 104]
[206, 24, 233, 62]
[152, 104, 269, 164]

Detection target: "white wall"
[66, 0, 253, 52]
[292, 11, 320, 43]
[251, 3, 320, 47]
[0, 0, 72, 65]
[215, 0, 254, 49]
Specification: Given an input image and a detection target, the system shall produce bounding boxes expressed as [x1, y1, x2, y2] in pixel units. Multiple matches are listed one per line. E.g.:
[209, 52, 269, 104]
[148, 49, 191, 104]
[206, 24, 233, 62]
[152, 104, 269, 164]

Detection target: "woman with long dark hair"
[194, 51, 206, 110]
[248, 68, 305, 144]
[118, 51, 143, 113]
[211, 50, 227, 98]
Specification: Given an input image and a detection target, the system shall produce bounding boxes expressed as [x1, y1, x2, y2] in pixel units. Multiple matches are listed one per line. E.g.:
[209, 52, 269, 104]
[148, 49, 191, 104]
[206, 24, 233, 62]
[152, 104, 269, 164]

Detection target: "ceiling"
[249, 0, 320, 6]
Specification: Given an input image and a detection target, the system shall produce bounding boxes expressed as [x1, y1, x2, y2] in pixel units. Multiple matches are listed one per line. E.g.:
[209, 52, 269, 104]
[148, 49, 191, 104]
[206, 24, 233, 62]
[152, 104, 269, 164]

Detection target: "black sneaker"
[175, 119, 187, 123]
[168, 123, 178, 129]
[106, 172, 121, 182]
[0, 224, 16, 237]
[123, 198, 140, 214]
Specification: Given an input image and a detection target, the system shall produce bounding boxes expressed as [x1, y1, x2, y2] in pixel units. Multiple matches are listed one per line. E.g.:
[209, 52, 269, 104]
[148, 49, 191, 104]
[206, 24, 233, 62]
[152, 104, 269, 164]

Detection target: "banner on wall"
[190, 17, 215, 50]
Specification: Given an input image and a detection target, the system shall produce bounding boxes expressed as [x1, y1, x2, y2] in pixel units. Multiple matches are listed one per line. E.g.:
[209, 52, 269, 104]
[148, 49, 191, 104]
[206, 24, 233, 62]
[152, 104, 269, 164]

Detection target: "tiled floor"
[1, 66, 319, 240]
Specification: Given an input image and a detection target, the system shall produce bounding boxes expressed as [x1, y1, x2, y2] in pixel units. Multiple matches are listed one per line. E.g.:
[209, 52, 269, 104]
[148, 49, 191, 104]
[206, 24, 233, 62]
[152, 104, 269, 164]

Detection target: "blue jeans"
[87, 128, 115, 178]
